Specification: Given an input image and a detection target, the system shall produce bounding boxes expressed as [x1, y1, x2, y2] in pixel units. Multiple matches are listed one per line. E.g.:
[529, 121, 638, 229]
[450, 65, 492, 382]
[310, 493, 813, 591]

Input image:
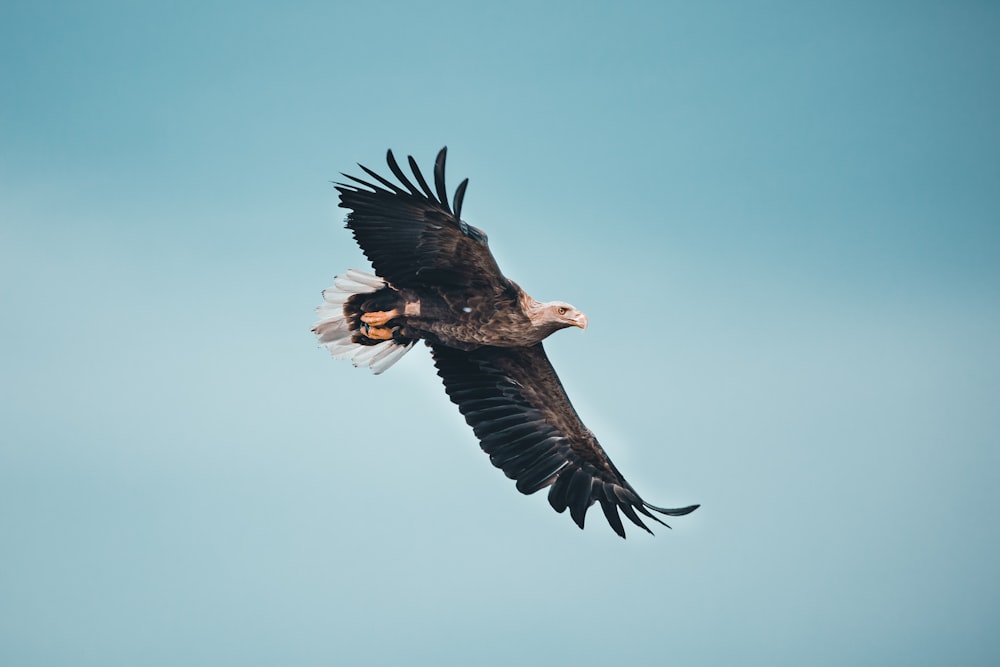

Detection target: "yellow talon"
[360, 309, 400, 327]
[361, 323, 394, 340]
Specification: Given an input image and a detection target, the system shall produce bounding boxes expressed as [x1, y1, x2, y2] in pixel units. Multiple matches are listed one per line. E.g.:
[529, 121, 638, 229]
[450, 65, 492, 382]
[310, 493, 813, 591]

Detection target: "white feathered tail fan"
[313, 269, 415, 375]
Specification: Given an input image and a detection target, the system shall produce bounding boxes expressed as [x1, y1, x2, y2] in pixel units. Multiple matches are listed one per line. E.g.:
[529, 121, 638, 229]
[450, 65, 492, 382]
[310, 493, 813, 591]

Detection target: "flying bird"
[313, 148, 698, 537]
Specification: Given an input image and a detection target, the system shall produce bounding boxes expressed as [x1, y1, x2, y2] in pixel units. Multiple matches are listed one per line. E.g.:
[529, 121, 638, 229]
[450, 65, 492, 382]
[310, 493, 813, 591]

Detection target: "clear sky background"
[2, 1, 998, 665]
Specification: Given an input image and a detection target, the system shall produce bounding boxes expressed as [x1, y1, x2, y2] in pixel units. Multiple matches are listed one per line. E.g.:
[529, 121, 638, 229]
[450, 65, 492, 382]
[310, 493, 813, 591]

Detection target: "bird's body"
[314, 148, 698, 537]
[347, 278, 572, 350]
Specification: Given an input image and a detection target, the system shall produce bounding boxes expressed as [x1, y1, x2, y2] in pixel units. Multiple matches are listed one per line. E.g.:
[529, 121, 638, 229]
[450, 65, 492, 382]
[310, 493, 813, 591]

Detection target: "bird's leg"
[360, 322, 395, 340]
[360, 308, 400, 327]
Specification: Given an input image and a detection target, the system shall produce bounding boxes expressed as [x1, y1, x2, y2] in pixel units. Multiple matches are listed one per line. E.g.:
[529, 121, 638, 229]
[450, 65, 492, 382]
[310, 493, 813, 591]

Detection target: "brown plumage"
[313, 148, 698, 537]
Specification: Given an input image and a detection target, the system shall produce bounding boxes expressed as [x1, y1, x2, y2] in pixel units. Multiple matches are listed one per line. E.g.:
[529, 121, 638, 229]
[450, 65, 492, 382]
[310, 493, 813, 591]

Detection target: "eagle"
[313, 148, 698, 538]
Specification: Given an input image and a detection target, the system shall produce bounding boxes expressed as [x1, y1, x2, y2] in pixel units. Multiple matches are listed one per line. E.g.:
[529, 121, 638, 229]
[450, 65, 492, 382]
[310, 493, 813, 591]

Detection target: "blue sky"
[2, 1, 998, 665]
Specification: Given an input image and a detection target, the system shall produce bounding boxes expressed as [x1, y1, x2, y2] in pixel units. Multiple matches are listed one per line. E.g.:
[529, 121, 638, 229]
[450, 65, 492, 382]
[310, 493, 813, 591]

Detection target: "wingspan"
[431, 342, 699, 538]
[336, 148, 509, 292]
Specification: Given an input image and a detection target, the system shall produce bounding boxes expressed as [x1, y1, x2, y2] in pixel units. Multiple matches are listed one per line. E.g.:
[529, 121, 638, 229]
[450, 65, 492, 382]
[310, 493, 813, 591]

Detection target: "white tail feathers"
[313, 269, 414, 375]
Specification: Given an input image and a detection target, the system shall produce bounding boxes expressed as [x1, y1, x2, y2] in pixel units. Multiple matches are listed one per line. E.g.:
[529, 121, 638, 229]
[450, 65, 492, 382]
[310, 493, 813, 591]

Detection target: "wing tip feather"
[433, 146, 452, 213]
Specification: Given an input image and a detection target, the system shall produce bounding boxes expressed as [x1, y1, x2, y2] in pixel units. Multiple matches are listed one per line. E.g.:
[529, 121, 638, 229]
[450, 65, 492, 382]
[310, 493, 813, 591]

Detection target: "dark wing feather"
[407, 154, 436, 200]
[433, 149, 452, 213]
[431, 343, 699, 538]
[453, 178, 469, 221]
[336, 147, 506, 291]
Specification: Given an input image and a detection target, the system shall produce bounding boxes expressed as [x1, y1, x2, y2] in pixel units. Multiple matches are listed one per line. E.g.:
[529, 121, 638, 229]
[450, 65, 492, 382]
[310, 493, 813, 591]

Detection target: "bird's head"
[529, 300, 588, 332]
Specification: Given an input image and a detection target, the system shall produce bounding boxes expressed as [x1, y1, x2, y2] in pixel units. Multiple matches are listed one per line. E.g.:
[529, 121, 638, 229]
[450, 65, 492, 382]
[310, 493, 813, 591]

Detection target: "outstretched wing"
[431, 342, 699, 538]
[336, 147, 509, 292]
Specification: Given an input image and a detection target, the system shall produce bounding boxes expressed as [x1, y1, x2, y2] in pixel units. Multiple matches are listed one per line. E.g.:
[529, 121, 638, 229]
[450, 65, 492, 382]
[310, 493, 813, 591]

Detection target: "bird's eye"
[557, 307, 567, 315]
